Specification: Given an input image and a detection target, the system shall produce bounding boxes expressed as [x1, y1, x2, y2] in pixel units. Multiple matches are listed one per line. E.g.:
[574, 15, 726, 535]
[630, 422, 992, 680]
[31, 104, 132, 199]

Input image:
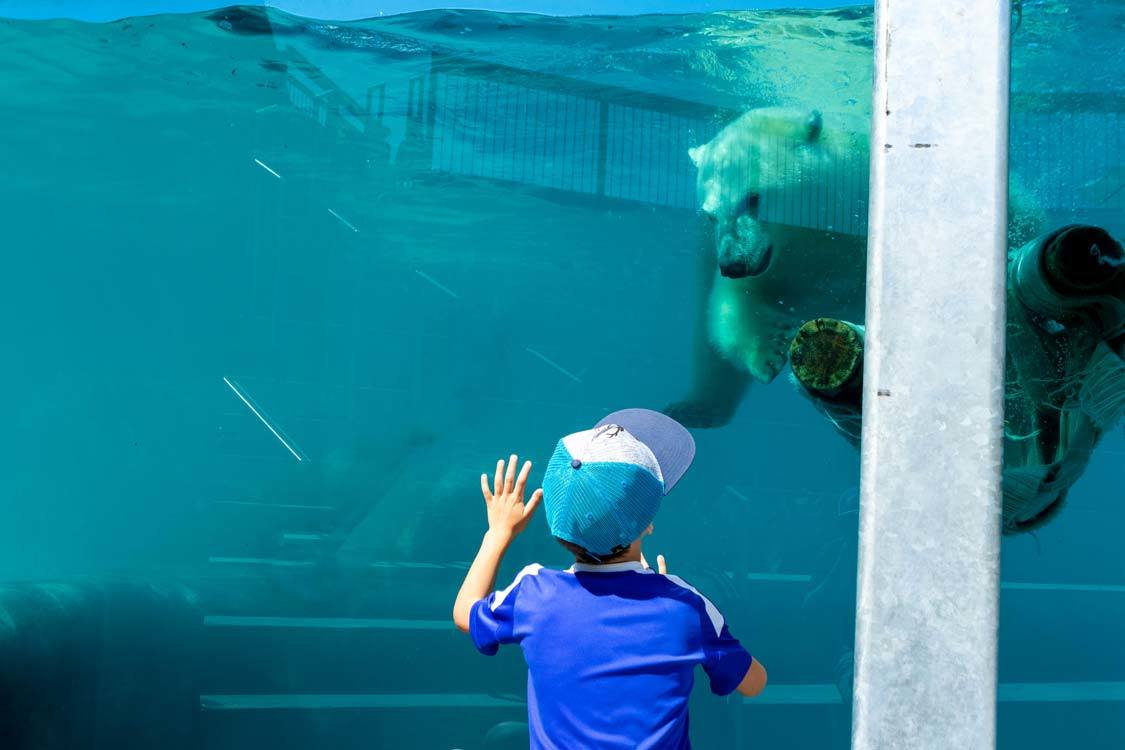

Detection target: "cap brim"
[596, 408, 695, 493]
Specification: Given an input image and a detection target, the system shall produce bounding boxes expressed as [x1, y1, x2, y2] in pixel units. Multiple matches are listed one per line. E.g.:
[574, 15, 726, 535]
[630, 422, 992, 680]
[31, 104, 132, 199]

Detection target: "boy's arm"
[736, 658, 768, 697]
[665, 557, 764, 699]
[452, 455, 543, 634]
[453, 530, 512, 633]
[656, 556, 765, 698]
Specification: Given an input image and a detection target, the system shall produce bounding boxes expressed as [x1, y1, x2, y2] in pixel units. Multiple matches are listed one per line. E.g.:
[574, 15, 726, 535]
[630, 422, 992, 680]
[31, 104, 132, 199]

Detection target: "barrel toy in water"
[786, 225, 1124, 533]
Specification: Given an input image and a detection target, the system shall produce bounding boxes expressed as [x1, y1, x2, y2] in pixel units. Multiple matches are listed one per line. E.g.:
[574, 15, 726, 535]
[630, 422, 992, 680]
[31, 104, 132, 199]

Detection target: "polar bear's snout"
[717, 214, 774, 278]
[719, 242, 773, 278]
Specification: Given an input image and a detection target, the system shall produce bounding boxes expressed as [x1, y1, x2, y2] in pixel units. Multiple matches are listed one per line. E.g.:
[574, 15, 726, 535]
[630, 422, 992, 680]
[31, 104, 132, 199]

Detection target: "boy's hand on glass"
[480, 454, 543, 543]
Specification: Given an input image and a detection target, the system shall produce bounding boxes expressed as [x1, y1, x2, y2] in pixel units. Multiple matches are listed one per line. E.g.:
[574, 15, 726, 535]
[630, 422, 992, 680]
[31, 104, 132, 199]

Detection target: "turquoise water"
[0, 3, 1121, 748]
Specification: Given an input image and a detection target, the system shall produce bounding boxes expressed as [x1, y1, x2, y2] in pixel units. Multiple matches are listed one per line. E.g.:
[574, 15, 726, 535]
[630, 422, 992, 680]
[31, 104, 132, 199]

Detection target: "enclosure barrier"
[427, 51, 874, 234]
[277, 45, 1122, 237]
[854, 1, 1011, 749]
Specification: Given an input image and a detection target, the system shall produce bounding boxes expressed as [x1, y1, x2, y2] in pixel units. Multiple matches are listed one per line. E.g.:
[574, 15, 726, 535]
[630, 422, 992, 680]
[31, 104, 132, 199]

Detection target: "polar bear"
[666, 106, 1044, 428]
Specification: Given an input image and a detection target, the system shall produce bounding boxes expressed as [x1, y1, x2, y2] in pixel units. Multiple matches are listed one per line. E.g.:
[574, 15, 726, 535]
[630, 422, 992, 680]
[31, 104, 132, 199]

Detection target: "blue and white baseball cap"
[543, 408, 696, 558]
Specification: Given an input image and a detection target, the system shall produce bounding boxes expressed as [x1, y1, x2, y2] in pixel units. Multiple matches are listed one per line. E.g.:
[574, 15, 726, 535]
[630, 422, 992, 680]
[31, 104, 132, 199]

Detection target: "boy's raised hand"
[454, 455, 542, 634]
[480, 454, 543, 542]
[641, 553, 668, 575]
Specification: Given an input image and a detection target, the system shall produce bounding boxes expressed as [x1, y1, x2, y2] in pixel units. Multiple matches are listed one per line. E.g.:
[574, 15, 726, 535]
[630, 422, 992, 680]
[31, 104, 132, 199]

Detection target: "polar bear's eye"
[738, 192, 761, 217]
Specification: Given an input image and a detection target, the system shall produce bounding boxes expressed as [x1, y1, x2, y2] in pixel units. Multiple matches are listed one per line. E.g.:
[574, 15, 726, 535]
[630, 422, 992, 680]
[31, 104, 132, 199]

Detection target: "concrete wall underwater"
[0, 581, 204, 750]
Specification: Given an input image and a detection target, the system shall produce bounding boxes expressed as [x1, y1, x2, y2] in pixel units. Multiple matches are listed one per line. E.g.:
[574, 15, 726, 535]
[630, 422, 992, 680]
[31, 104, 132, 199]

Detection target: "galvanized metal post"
[853, 1, 1011, 749]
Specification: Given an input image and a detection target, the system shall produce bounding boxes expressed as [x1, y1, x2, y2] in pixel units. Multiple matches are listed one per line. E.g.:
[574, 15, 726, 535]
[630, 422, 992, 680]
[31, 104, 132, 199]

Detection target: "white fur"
[692, 107, 869, 382]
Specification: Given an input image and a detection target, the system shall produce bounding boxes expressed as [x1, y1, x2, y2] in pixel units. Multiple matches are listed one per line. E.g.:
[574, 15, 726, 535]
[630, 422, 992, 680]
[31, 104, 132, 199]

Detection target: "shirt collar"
[568, 561, 649, 574]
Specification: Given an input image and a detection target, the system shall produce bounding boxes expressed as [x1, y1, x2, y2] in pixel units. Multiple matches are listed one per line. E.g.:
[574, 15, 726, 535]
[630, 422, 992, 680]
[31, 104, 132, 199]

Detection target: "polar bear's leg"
[708, 273, 800, 383]
[708, 276, 765, 369]
[663, 224, 750, 428]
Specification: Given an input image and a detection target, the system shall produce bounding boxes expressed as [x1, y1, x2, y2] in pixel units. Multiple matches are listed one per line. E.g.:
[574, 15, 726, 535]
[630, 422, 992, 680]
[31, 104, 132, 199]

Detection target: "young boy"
[453, 408, 767, 749]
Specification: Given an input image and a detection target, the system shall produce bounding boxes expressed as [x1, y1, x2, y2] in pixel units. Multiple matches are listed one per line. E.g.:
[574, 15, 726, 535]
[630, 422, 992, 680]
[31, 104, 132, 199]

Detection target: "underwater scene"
[0, 1, 1121, 748]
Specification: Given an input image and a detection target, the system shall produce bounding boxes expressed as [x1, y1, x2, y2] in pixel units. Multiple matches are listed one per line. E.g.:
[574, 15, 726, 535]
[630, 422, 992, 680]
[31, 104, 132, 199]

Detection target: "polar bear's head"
[690, 107, 827, 279]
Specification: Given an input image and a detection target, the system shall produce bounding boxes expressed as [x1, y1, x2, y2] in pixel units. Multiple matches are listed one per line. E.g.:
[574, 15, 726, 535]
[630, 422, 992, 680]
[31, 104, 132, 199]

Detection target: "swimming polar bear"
[665, 105, 1045, 428]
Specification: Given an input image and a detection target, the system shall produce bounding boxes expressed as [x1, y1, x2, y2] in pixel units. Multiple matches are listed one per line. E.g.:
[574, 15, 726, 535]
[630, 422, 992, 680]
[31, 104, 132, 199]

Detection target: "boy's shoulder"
[506, 561, 713, 588]
[505, 563, 721, 611]
[503, 563, 729, 638]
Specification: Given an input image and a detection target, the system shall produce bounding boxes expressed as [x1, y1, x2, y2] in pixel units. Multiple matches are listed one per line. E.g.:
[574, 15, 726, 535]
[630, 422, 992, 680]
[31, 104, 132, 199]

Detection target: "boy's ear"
[645, 523, 654, 536]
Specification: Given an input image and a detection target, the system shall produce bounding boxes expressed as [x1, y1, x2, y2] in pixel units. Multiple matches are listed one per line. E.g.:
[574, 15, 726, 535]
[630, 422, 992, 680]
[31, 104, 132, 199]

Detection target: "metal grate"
[275, 48, 1123, 235]
[1011, 110, 1125, 218]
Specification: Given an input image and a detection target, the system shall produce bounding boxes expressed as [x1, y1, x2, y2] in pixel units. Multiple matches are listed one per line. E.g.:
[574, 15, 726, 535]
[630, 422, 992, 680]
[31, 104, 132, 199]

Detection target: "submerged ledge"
[199, 682, 1125, 710]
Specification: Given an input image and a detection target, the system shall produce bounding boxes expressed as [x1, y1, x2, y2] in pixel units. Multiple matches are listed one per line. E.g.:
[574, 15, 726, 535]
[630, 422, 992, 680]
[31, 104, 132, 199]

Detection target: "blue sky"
[2, 0, 863, 22]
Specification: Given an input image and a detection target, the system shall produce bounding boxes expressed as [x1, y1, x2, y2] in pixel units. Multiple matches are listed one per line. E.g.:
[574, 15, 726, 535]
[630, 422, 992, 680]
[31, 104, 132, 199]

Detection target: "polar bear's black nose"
[720, 245, 774, 279]
[720, 244, 773, 278]
[720, 259, 751, 278]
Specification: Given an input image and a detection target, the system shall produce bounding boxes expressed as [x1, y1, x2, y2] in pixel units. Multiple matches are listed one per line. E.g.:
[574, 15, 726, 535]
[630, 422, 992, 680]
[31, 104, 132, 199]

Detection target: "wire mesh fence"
[281, 49, 1123, 236]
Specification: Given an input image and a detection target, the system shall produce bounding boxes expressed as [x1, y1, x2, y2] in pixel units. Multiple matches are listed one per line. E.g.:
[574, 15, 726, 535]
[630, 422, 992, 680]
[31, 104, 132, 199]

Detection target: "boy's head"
[542, 409, 695, 563]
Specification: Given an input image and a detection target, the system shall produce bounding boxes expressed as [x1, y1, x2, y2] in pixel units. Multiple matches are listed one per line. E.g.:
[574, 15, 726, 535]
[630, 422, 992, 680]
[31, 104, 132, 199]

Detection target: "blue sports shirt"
[469, 560, 753, 750]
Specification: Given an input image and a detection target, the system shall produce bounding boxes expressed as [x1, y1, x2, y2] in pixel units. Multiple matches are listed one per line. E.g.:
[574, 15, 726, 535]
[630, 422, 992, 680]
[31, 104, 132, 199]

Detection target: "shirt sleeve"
[468, 563, 542, 656]
[701, 621, 754, 696]
[667, 574, 753, 695]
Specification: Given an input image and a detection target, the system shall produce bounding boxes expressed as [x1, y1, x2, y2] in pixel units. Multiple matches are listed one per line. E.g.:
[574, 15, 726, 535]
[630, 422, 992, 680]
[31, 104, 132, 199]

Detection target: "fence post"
[853, 1, 1010, 748]
[596, 100, 610, 196]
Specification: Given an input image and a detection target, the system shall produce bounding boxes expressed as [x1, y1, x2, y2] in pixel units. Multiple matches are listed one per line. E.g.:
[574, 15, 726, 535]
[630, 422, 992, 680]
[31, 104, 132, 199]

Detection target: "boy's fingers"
[494, 459, 505, 497]
[480, 473, 493, 502]
[504, 454, 519, 493]
[515, 460, 532, 496]
[657, 555, 667, 575]
[523, 489, 544, 518]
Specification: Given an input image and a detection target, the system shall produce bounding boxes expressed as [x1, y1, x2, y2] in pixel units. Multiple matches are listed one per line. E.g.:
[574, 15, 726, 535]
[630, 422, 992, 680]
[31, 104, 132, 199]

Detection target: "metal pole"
[853, 0, 1011, 748]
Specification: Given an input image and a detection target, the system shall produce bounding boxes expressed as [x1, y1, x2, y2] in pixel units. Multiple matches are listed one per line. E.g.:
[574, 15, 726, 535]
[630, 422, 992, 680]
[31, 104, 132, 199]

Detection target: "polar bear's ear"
[688, 144, 705, 167]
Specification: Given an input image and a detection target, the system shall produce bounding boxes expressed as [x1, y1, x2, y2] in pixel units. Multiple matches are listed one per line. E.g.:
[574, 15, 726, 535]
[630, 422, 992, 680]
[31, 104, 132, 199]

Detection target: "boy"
[453, 408, 767, 750]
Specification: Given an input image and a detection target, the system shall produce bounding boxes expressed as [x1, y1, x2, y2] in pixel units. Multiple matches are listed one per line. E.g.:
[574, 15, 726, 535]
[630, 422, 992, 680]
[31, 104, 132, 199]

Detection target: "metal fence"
[1011, 109, 1125, 219]
[428, 65, 873, 236]
[279, 48, 1124, 236]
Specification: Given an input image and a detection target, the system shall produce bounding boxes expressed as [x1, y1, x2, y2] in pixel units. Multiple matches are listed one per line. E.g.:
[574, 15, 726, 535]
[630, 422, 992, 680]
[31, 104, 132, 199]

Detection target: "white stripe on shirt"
[491, 563, 544, 611]
[665, 574, 725, 637]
